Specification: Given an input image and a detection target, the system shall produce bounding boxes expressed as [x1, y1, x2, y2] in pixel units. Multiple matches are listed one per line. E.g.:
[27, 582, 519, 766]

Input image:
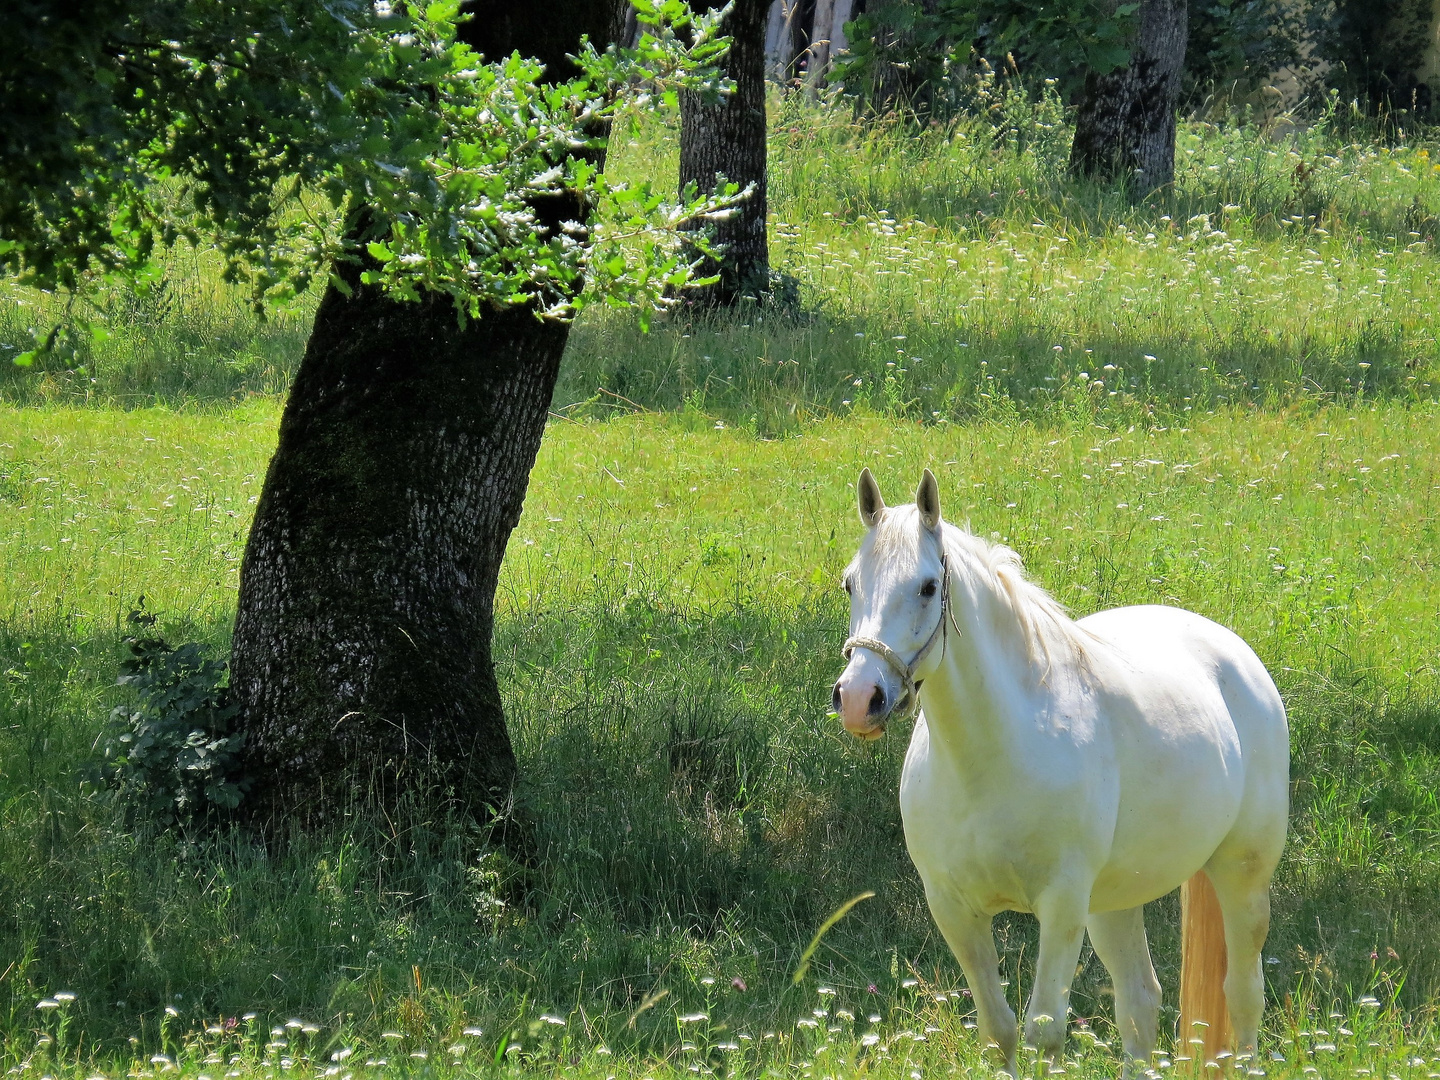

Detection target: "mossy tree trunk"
[1069, 0, 1188, 192]
[228, 0, 619, 827]
[679, 0, 770, 305]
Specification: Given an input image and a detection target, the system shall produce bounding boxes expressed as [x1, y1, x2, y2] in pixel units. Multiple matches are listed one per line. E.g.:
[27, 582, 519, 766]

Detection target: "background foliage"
[836, 0, 1139, 109]
[836, 0, 1440, 118]
[0, 0, 739, 361]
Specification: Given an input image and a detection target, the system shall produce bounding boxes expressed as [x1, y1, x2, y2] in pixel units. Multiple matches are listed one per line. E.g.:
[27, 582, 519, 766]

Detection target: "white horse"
[832, 469, 1288, 1077]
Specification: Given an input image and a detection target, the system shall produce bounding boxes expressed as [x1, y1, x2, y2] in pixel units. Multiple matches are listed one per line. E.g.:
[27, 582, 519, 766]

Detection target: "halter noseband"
[841, 551, 959, 723]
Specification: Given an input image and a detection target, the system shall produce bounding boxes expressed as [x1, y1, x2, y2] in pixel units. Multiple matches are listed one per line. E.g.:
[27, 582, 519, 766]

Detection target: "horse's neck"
[921, 553, 1045, 765]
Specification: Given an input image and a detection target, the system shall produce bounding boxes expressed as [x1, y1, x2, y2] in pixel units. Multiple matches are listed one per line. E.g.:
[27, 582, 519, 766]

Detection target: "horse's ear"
[857, 468, 885, 528]
[916, 468, 941, 531]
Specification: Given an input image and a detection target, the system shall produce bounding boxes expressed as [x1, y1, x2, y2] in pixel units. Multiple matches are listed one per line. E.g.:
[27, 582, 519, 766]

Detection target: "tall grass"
[562, 91, 1440, 433]
[0, 243, 311, 407]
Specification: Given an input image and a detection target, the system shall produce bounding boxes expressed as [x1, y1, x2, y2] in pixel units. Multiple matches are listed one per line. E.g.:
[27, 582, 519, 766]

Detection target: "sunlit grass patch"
[0, 403, 276, 629]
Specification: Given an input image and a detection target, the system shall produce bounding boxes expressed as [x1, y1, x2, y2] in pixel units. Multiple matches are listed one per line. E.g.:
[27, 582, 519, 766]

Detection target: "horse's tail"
[1179, 870, 1233, 1063]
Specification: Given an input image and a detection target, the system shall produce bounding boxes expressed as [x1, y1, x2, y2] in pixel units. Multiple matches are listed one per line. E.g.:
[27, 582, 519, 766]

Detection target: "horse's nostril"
[832, 683, 843, 713]
[868, 684, 887, 716]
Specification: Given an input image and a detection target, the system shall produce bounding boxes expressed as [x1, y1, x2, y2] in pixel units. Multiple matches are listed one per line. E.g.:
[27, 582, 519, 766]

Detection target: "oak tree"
[2, 0, 735, 825]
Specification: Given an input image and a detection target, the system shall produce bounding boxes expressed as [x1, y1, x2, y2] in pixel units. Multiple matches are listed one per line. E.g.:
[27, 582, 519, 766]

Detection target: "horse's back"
[1078, 604, 1289, 908]
[1079, 603, 1287, 753]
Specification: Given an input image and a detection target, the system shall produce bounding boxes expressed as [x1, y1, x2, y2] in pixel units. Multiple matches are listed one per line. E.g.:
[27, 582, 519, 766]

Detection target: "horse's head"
[832, 468, 950, 740]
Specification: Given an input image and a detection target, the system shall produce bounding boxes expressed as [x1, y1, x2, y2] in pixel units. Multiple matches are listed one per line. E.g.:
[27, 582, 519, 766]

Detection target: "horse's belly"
[1089, 847, 1222, 911]
[904, 816, 1044, 915]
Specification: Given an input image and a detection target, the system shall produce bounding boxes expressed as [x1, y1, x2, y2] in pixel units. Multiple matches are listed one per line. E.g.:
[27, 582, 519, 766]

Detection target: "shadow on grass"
[558, 306, 1426, 437]
[0, 602, 1436, 1047]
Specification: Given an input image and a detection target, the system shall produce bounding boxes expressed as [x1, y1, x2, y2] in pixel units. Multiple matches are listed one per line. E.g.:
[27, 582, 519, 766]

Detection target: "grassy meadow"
[3, 92, 1440, 1078]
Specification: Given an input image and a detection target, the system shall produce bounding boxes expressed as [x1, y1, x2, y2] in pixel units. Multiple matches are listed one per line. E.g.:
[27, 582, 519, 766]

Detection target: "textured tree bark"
[1068, 0, 1188, 192]
[229, 281, 566, 822]
[228, 0, 618, 827]
[828, 0, 855, 60]
[679, 0, 771, 305]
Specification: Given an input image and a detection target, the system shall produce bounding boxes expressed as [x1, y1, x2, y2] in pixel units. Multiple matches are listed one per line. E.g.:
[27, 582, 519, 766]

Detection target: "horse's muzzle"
[834, 679, 891, 740]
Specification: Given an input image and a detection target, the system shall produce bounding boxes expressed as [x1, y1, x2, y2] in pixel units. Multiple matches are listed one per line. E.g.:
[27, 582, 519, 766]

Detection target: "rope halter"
[841, 552, 958, 724]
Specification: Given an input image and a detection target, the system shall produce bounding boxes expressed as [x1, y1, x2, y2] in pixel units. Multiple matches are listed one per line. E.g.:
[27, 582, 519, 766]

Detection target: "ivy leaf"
[1086, 42, 1132, 73]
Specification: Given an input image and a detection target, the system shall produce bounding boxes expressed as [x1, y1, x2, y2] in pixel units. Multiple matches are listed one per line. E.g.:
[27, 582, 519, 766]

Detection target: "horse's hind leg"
[1204, 858, 1273, 1059]
[1088, 906, 1162, 1078]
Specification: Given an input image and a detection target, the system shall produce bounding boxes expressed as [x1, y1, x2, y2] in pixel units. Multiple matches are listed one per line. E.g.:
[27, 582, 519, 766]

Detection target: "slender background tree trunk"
[680, 0, 771, 305]
[763, 1, 793, 80]
[228, 1, 620, 826]
[1069, 0, 1188, 192]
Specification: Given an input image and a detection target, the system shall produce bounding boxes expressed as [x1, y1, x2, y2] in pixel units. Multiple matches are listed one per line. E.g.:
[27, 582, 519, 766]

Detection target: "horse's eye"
[844, 577, 853, 595]
[920, 579, 938, 598]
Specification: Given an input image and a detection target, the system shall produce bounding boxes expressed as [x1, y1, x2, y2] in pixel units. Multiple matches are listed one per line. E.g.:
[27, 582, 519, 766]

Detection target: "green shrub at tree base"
[95, 604, 247, 826]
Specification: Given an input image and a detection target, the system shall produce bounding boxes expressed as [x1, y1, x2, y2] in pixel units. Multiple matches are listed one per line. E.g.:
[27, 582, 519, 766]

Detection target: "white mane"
[945, 525, 1095, 674]
[867, 507, 1093, 675]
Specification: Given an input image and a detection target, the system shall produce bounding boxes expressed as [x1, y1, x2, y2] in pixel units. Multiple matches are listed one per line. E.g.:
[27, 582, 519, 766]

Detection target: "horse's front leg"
[1024, 884, 1091, 1068]
[926, 890, 1020, 1077]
